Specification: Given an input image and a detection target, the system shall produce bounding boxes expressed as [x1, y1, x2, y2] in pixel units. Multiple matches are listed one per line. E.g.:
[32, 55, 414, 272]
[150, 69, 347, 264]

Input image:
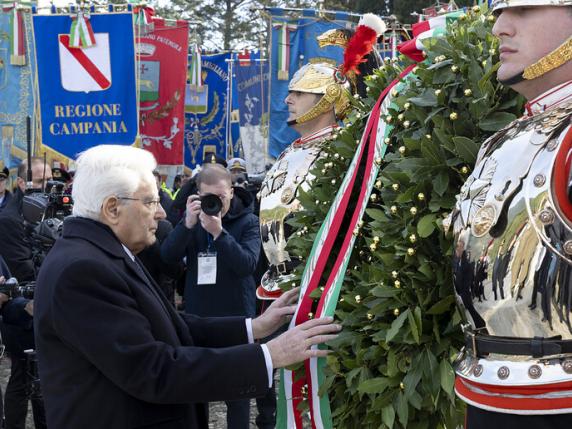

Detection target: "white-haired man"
[448, 1, 572, 427]
[34, 145, 340, 429]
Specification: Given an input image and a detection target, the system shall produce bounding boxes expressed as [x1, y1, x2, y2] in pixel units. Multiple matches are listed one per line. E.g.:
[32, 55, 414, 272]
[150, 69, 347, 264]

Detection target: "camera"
[22, 180, 73, 270]
[200, 194, 223, 216]
[0, 277, 35, 299]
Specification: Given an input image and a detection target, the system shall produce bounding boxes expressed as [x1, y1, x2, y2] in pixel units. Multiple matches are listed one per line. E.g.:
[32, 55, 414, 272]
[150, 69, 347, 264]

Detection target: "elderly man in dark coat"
[34, 145, 340, 429]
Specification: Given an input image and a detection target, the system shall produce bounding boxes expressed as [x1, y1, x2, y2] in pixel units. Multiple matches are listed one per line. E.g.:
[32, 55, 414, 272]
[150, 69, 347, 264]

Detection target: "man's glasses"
[117, 197, 162, 210]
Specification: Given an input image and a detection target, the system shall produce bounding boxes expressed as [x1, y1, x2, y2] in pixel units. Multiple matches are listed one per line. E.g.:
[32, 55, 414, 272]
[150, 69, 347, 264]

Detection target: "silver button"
[547, 139, 559, 151]
[528, 365, 542, 379]
[497, 366, 510, 380]
[539, 208, 555, 225]
[562, 359, 572, 374]
[533, 174, 546, 187]
[473, 364, 483, 378]
[564, 241, 572, 256]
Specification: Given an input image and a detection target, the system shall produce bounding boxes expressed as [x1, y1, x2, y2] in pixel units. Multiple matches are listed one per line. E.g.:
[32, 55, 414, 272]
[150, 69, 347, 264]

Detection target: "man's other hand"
[184, 195, 202, 229]
[252, 287, 299, 340]
[199, 211, 223, 240]
[0, 277, 8, 307]
[265, 317, 341, 368]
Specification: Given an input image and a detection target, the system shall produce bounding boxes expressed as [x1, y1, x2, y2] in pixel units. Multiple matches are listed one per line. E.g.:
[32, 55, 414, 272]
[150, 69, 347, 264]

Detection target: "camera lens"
[200, 194, 223, 216]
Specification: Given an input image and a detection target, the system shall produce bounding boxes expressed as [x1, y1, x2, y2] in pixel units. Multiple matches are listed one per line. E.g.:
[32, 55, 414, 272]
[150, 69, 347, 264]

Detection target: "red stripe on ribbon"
[60, 34, 111, 90]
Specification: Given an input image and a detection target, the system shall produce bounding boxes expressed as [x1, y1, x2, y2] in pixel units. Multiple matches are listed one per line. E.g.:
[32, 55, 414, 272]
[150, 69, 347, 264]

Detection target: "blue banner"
[235, 59, 269, 173]
[269, 11, 351, 158]
[0, 10, 36, 171]
[32, 12, 138, 159]
[184, 52, 239, 169]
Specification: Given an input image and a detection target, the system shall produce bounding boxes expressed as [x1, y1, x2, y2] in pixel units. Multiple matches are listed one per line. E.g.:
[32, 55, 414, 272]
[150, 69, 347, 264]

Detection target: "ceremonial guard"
[257, 17, 384, 300]
[447, 0, 572, 426]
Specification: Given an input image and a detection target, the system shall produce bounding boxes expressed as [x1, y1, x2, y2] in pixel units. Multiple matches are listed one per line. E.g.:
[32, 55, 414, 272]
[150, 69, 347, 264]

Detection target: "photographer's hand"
[184, 195, 202, 229]
[199, 211, 223, 240]
[0, 278, 9, 307]
[24, 299, 33, 316]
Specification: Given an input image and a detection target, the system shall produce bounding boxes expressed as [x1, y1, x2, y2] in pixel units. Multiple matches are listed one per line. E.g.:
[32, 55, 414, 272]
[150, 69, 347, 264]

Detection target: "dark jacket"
[0, 241, 34, 358]
[138, 219, 183, 304]
[0, 189, 12, 213]
[161, 187, 260, 318]
[0, 189, 35, 281]
[34, 217, 268, 429]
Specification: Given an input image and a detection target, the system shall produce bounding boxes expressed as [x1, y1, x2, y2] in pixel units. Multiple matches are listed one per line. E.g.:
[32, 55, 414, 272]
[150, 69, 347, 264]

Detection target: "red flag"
[136, 18, 189, 165]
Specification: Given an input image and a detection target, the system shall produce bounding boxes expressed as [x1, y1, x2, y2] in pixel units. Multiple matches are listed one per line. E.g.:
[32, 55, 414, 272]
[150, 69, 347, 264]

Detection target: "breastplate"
[449, 103, 572, 341]
[259, 139, 325, 269]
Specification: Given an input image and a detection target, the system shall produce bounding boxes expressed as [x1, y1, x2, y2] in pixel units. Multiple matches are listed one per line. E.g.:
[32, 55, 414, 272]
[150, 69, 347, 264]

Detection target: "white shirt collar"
[525, 80, 572, 116]
[122, 244, 135, 261]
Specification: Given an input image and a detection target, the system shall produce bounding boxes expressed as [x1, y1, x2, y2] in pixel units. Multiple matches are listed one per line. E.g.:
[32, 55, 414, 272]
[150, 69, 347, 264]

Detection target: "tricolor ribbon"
[278, 64, 415, 429]
[68, 11, 96, 49]
[133, 5, 154, 35]
[274, 21, 297, 81]
[277, 10, 466, 428]
[397, 11, 463, 62]
[2, 2, 26, 65]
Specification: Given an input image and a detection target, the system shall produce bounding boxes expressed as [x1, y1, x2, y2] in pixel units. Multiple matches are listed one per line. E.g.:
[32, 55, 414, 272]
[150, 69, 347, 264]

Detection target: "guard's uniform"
[256, 61, 351, 299]
[447, 0, 572, 423]
[258, 125, 336, 296]
[449, 81, 572, 415]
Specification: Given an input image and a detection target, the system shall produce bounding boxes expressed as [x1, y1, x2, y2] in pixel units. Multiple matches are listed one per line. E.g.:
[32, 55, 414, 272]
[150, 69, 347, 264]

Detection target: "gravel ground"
[0, 357, 266, 428]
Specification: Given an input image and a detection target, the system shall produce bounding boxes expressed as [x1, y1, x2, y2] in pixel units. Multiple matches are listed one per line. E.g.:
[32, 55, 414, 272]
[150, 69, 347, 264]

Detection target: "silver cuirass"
[449, 102, 572, 342]
[258, 128, 334, 292]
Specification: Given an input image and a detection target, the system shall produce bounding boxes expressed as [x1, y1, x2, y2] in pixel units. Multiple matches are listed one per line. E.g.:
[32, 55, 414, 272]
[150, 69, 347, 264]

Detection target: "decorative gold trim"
[524, 37, 572, 80]
[317, 29, 349, 49]
[293, 84, 349, 125]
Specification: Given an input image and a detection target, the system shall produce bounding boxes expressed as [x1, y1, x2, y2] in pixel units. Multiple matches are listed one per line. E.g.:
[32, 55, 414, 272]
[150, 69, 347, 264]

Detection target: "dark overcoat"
[34, 217, 268, 429]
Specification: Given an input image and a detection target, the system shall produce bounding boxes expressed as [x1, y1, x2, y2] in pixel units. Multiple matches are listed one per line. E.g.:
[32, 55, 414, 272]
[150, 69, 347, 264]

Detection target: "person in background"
[161, 164, 261, 428]
[0, 167, 12, 213]
[227, 157, 249, 188]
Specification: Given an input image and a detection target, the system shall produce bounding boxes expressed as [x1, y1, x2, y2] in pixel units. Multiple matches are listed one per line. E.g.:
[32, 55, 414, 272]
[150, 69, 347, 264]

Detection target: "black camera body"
[22, 180, 73, 270]
[200, 194, 223, 216]
[0, 278, 35, 299]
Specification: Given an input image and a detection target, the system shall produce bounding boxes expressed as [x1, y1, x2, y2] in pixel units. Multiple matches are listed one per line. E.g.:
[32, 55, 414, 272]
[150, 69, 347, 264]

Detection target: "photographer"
[161, 164, 260, 429]
[0, 158, 52, 281]
[0, 158, 50, 429]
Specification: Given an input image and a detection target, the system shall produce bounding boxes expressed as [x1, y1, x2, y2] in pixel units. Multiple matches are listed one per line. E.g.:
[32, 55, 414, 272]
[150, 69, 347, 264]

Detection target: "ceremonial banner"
[268, 8, 351, 158]
[235, 56, 269, 174]
[32, 11, 138, 159]
[136, 18, 188, 165]
[0, 6, 35, 170]
[184, 52, 238, 169]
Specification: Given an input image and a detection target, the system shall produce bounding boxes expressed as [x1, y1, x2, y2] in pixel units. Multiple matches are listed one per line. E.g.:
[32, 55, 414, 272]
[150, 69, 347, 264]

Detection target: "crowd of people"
[0, 1, 571, 428]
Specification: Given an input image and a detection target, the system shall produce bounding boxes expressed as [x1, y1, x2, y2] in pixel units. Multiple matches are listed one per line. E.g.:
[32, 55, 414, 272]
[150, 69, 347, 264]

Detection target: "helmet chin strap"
[499, 36, 572, 87]
[498, 72, 525, 86]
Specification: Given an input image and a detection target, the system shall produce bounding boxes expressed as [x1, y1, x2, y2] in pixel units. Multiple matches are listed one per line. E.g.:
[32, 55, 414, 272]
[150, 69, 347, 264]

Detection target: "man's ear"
[100, 196, 121, 225]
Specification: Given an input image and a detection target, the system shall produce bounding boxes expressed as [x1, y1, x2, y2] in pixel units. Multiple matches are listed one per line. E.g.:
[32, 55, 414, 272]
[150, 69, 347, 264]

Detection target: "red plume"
[342, 25, 378, 75]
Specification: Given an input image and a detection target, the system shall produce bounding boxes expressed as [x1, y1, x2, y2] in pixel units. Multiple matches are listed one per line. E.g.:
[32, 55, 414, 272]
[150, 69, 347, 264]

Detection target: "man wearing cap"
[447, 1, 572, 427]
[228, 157, 249, 188]
[0, 167, 12, 213]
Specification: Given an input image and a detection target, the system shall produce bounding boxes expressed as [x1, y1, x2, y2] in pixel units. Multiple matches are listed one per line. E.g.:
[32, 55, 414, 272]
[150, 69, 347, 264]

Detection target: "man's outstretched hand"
[251, 287, 299, 340]
[265, 317, 341, 368]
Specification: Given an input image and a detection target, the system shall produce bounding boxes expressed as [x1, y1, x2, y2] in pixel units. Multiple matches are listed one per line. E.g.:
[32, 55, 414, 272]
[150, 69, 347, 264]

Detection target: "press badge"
[197, 252, 217, 285]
